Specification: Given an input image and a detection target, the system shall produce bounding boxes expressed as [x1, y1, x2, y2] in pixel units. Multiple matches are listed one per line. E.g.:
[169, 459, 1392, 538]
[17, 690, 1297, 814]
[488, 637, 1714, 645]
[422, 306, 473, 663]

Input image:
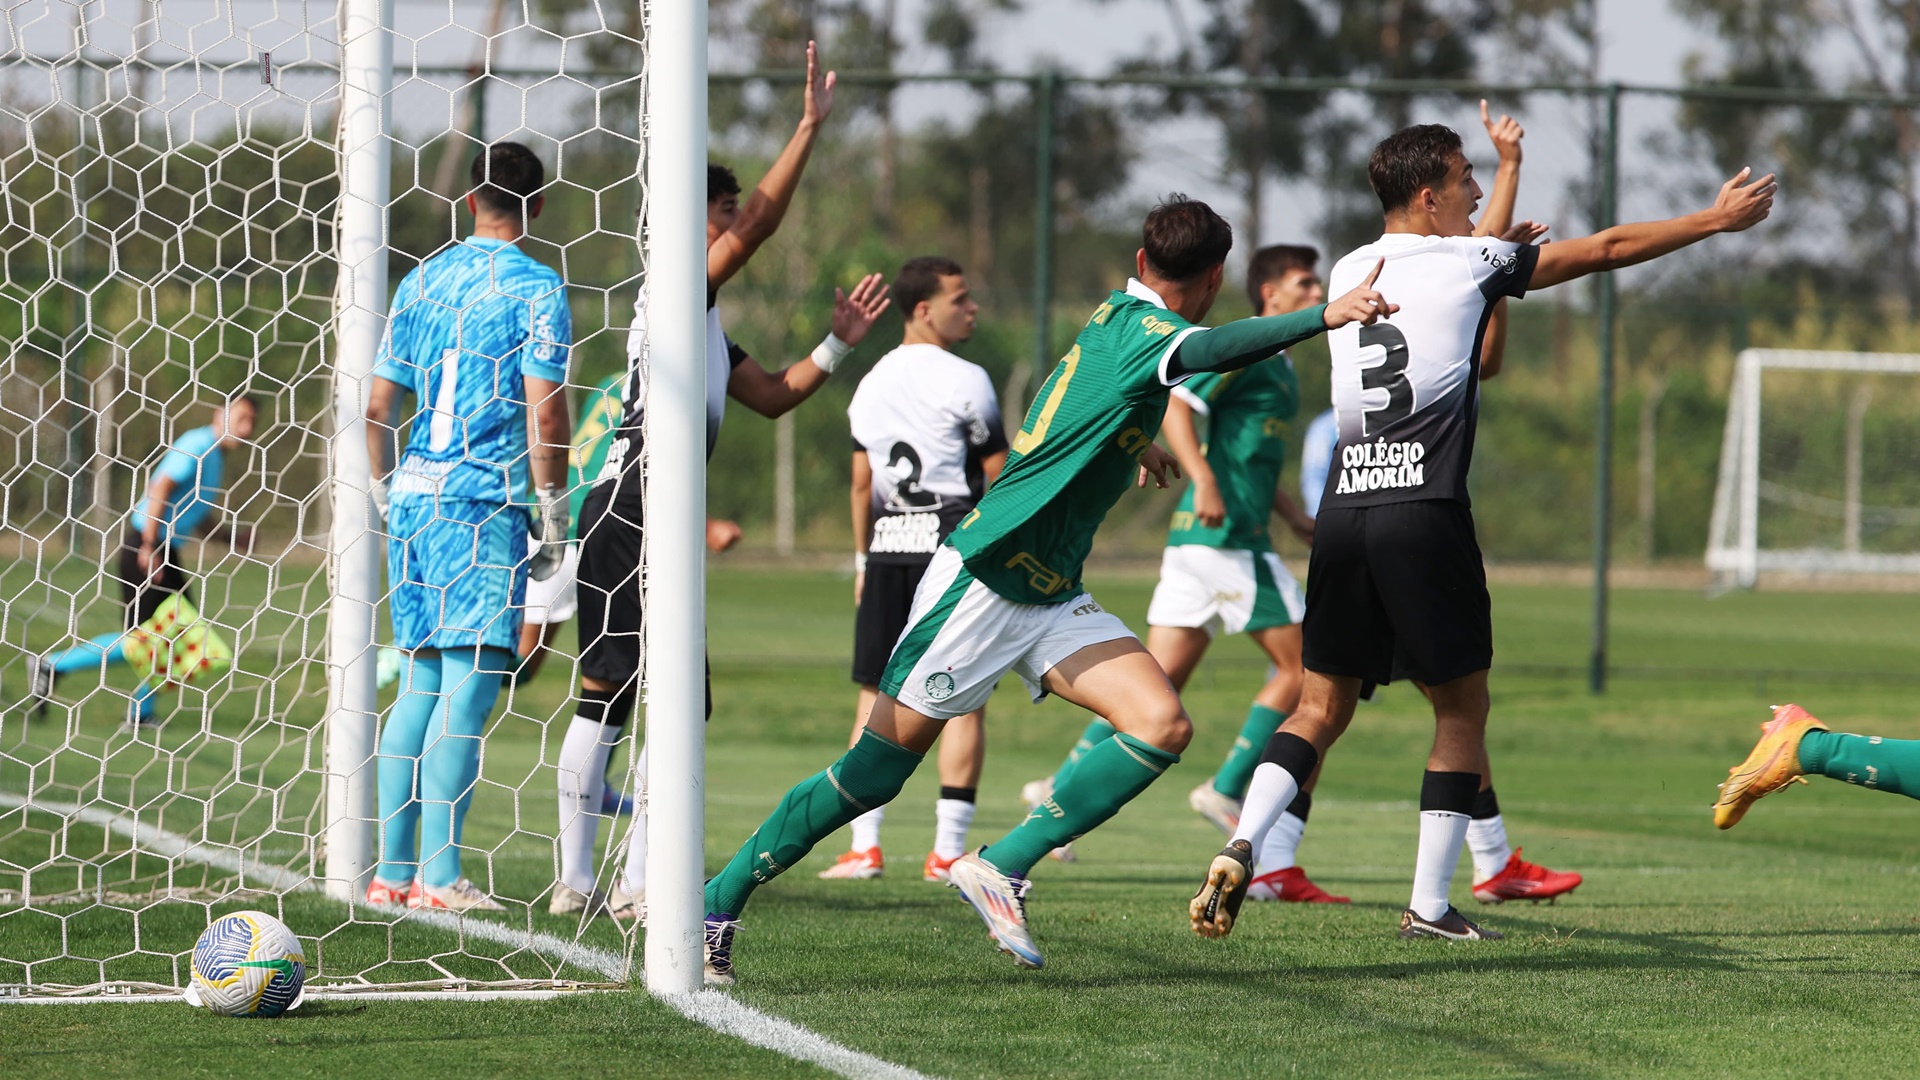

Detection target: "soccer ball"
[185, 909, 307, 1017]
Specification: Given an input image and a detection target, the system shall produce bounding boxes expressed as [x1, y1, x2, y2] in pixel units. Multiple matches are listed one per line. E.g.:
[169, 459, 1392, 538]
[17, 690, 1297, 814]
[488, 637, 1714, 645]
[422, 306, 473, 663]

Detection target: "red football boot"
[1471, 848, 1582, 904]
[1246, 866, 1350, 903]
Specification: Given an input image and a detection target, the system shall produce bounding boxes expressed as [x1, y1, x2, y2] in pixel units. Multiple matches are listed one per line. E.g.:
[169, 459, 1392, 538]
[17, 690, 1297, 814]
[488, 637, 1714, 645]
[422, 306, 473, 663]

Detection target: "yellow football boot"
[1713, 704, 1828, 829]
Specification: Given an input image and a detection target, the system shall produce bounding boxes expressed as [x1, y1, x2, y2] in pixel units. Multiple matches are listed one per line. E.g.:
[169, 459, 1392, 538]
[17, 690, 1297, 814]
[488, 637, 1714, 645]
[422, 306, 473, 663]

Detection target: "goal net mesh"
[1, 1, 646, 997]
[1708, 351, 1920, 584]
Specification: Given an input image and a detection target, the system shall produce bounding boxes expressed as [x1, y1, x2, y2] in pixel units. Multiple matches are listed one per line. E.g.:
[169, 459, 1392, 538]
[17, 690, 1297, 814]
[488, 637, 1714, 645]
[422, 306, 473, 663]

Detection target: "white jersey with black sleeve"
[1318, 233, 1537, 510]
[848, 344, 1008, 565]
[602, 287, 747, 484]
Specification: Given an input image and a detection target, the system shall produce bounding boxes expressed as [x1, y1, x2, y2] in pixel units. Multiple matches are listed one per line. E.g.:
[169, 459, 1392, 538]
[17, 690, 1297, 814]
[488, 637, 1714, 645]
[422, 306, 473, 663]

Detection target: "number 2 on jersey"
[1012, 345, 1080, 455]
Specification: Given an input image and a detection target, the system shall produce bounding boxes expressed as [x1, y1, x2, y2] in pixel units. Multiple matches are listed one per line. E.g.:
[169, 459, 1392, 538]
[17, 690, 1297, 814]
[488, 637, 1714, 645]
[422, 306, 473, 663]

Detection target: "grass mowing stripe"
[0, 793, 929, 1080]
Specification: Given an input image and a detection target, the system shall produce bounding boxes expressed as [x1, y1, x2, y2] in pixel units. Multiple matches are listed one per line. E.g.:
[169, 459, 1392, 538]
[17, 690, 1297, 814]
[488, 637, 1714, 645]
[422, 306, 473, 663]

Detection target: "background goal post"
[1707, 349, 1920, 588]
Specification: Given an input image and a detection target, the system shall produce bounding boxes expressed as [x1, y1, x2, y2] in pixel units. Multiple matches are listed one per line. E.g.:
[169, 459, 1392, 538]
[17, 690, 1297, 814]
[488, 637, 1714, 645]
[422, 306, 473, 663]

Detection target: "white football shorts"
[878, 546, 1136, 719]
[523, 541, 580, 626]
[1146, 544, 1305, 638]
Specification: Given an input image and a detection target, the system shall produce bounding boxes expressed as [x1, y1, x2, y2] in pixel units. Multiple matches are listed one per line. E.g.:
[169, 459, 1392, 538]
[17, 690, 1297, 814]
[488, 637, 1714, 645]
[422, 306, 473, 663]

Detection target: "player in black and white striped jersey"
[819, 257, 1009, 884]
[1193, 121, 1775, 942]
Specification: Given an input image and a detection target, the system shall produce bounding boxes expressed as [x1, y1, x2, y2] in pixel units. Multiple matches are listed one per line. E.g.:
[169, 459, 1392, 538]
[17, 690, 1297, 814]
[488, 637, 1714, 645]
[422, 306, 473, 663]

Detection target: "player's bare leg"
[948, 639, 1191, 967]
[1397, 670, 1501, 940]
[1192, 670, 1358, 937]
[1406, 682, 1582, 904]
[1237, 626, 1346, 902]
[927, 708, 985, 880]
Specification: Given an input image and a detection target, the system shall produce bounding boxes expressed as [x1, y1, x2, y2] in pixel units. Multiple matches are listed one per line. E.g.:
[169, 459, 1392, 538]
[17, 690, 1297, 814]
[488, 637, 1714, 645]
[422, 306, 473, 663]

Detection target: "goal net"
[0, 0, 678, 999]
[1707, 349, 1920, 587]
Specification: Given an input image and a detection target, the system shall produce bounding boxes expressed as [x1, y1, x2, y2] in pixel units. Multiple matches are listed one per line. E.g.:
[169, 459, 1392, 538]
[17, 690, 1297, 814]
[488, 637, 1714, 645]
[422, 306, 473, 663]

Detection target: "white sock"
[556, 716, 619, 894]
[1466, 814, 1513, 882]
[933, 798, 976, 859]
[849, 806, 885, 853]
[1409, 810, 1470, 920]
[622, 744, 650, 893]
[1255, 811, 1306, 875]
[1230, 762, 1300, 849]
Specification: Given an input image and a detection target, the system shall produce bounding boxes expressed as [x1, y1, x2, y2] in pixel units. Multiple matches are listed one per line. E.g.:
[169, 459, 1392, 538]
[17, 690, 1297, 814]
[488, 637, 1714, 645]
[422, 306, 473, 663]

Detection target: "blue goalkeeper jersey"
[373, 236, 572, 506]
[128, 424, 224, 545]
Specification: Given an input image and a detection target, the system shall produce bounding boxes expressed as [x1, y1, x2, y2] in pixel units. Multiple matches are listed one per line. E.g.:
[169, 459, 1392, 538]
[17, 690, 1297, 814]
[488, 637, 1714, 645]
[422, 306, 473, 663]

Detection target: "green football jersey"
[948, 288, 1199, 604]
[568, 374, 624, 533]
[1165, 355, 1299, 553]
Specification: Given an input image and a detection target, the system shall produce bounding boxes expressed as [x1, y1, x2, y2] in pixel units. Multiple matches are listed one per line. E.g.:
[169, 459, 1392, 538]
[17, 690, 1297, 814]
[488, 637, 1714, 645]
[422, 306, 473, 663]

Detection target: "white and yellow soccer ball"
[185, 910, 307, 1017]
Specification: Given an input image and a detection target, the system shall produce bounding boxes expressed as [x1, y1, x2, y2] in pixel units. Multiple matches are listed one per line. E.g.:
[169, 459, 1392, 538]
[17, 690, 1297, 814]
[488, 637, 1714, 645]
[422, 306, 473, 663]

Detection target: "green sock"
[1798, 729, 1920, 798]
[1049, 719, 1117, 790]
[704, 729, 922, 915]
[1211, 704, 1285, 799]
[982, 732, 1179, 877]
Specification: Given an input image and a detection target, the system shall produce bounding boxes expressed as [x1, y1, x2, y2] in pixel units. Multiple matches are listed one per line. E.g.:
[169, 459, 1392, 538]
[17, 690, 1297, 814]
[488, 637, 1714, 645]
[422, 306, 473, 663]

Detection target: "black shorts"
[575, 472, 711, 716]
[1301, 500, 1491, 687]
[853, 559, 931, 685]
[115, 531, 190, 629]
[576, 473, 644, 688]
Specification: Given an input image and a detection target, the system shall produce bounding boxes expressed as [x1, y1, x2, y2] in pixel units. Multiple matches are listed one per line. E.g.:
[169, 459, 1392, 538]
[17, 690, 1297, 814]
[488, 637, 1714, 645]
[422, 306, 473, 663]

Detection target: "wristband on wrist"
[853, 552, 868, 573]
[810, 333, 852, 373]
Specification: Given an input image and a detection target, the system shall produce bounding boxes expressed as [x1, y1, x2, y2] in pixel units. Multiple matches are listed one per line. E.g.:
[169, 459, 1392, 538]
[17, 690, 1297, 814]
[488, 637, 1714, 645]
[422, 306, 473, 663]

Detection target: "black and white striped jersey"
[1319, 233, 1536, 510]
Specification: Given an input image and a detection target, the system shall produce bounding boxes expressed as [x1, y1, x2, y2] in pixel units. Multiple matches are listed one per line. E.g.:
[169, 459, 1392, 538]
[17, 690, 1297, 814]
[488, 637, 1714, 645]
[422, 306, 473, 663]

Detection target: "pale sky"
[925, 0, 1696, 85]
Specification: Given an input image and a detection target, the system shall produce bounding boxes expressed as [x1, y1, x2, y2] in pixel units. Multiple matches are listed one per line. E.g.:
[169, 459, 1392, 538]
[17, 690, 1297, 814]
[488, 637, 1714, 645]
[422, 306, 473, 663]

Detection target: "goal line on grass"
[0, 793, 929, 1080]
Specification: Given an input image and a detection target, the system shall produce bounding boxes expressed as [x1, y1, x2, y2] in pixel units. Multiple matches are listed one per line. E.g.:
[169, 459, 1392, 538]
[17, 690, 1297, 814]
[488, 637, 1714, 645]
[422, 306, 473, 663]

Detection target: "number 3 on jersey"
[1356, 323, 1413, 435]
[1012, 345, 1080, 455]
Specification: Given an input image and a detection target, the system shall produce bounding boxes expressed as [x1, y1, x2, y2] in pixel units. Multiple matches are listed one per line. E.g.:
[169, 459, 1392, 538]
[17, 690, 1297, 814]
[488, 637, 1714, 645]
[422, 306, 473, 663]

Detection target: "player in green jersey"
[1019, 244, 1323, 869]
[695, 195, 1398, 982]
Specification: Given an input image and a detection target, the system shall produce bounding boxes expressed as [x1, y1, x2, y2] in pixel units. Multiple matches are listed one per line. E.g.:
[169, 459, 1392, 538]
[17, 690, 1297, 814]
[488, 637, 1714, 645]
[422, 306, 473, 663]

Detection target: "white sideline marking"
[663, 990, 931, 1080]
[0, 794, 933, 1080]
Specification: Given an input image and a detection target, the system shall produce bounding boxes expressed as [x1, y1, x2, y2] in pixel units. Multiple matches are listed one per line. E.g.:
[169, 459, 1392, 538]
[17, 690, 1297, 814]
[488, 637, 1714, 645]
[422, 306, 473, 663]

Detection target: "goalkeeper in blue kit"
[362, 142, 573, 912]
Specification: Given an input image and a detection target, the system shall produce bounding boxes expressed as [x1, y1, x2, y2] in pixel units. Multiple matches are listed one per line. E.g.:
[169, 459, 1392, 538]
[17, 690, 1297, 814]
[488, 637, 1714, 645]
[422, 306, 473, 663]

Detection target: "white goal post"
[1707, 349, 1920, 586]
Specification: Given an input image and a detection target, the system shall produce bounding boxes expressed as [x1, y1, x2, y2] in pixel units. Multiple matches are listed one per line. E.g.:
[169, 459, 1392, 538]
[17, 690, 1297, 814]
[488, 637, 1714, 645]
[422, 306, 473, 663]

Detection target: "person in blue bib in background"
[30, 395, 259, 729]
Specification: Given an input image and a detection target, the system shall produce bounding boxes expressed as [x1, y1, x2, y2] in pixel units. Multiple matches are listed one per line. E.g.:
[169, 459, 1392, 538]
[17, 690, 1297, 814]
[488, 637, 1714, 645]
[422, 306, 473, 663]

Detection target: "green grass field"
[10, 562, 1920, 1077]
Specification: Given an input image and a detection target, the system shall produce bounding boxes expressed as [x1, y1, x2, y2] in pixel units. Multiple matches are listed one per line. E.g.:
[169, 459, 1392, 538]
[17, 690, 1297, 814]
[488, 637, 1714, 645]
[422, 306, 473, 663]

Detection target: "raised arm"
[1166, 260, 1397, 380]
[707, 41, 836, 291]
[1531, 168, 1776, 291]
[1472, 101, 1524, 239]
[728, 274, 889, 418]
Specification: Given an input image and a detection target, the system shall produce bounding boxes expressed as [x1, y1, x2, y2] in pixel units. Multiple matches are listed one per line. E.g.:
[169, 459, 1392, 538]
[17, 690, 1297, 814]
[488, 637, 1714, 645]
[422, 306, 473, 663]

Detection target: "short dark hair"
[1245, 244, 1320, 311]
[708, 163, 741, 203]
[1142, 194, 1233, 283]
[1368, 124, 1464, 214]
[469, 141, 545, 217]
[221, 393, 260, 412]
[892, 256, 965, 318]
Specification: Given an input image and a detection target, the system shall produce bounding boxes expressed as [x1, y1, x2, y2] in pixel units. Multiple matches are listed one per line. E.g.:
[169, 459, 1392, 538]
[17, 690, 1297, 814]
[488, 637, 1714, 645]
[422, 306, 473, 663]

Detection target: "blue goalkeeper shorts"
[387, 495, 527, 652]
